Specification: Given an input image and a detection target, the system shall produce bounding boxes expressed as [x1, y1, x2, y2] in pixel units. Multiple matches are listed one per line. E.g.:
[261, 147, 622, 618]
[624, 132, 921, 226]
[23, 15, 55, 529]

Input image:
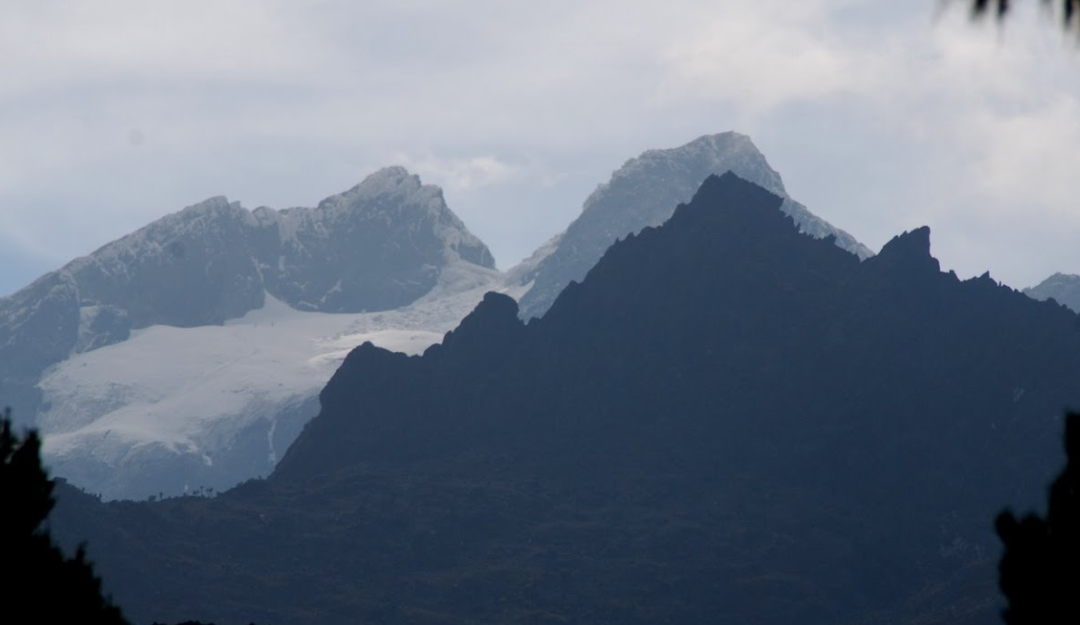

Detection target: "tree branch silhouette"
[969, 0, 1079, 29]
[1, 408, 128, 624]
[996, 411, 1080, 625]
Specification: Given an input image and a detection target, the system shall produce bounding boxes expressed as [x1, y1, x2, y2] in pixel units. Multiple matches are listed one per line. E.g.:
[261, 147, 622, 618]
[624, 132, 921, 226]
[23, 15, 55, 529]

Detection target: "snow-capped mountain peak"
[1024, 272, 1080, 313]
[4, 136, 881, 502]
[0, 169, 496, 494]
[513, 132, 873, 320]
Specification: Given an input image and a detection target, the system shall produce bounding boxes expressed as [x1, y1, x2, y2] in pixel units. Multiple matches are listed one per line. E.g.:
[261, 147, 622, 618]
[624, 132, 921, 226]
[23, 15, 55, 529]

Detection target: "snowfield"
[25, 134, 881, 501]
[39, 261, 526, 499]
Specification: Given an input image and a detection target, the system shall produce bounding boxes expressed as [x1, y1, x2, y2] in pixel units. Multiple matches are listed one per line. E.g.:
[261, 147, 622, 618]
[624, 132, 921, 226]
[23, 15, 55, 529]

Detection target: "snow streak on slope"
[39, 261, 524, 500]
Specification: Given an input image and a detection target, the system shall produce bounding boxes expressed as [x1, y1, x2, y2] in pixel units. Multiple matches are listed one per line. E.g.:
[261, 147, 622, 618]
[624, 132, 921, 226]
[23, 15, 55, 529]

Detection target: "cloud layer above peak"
[0, 0, 1076, 294]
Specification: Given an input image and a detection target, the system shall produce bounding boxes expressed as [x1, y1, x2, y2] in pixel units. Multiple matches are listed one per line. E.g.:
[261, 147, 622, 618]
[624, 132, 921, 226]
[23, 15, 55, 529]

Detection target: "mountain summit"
[1024, 272, 1080, 313]
[252, 166, 494, 313]
[513, 132, 872, 319]
[0, 167, 497, 499]
[5, 136, 878, 501]
[53, 173, 1080, 625]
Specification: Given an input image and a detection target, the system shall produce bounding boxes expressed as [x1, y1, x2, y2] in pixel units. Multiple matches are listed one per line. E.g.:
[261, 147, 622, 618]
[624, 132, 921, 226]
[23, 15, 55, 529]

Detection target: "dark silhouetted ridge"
[872, 225, 940, 275]
[50, 173, 1080, 625]
[515, 133, 873, 320]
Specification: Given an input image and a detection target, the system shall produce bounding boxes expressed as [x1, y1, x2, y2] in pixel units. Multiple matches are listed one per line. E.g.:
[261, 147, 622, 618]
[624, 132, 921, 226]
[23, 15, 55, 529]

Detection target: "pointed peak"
[349, 166, 424, 198]
[129, 195, 250, 235]
[316, 166, 443, 214]
[683, 131, 758, 152]
[648, 132, 760, 159]
[702, 169, 762, 187]
[363, 165, 416, 185]
[613, 131, 785, 197]
[879, 226, 931, 259]
[431, 291, 525, 363]
[1029, 272, 1080, 289]
[874, 226, 940, 274]
[309, 165, 494, 270]
[689, 171, 785, 210]
[180, 196, 238, 215]
[1024, 272, 1080, 313]
[455, 292, 521, 336]
[190, 195, 231, 207]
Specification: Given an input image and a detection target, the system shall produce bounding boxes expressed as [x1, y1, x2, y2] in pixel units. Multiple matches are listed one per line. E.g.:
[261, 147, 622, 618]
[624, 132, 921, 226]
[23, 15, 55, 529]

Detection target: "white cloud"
[653, 2, 861, 112]
[0, 2, 318, 91]
[958, 96, 1080, 219]
[0, 0, 1077, 294]
[392, 154, 519, 192]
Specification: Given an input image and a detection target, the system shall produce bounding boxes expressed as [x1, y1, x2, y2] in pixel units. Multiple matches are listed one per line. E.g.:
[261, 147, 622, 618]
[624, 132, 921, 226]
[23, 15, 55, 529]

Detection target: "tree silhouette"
[995, 411, 1080, 625]
[1, 409, 128, 624]
[968, 0, 1079, 29]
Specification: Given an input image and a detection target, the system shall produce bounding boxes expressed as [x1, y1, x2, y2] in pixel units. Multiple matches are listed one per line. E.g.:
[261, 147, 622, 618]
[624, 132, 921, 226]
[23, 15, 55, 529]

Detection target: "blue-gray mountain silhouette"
[0, 167, 492, 428]
[50, 173, 1080, 625]
[513, 132, 872, 320]
[1025, 272, 1080, 313]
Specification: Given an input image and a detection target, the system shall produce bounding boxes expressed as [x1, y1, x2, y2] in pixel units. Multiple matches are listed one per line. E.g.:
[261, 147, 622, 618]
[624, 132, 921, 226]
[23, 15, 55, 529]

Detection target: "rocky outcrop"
[1025, 272, 1080, 313]
[0, 167, 495, 499]
[514, 132, 872, 319]
[53, 173, 1080, 625]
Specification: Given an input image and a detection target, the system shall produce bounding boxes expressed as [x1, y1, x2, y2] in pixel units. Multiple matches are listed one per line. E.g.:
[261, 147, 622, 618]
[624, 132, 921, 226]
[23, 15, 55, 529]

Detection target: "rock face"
[0, 167, 496, 499]
[3, 134, 871, 502]
[252, 166, 494, 313]
[54, 166, 492, 331]
[514, 132, 872, 319]
[52, 174, 1080, 625]
[1025, 272, 1080, 313]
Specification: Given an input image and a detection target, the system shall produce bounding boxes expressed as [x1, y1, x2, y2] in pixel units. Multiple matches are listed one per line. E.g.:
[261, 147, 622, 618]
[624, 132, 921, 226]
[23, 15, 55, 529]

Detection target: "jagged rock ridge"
[52, 174, 1080, 625]
[0, 167, 497, 500]
[6, 135, 877, 502]
[1, 166, 491, 422]
[514, 132, 873, 319]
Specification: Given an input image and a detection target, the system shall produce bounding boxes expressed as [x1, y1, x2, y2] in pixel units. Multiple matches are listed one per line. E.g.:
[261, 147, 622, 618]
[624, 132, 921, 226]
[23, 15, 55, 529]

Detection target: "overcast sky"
[1, 0, 1077, 296]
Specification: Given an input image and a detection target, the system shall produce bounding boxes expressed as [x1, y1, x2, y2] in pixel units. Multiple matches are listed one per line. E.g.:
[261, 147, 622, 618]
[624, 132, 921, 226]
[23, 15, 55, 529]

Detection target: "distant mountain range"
[514, 132, 872, 319]
[1, 132, 878, 501]
[1024, 272, 1080, 313]
[2, 167, 505, 499]
[51, 173, 1080, 625]
[3, 131, 1071, 502]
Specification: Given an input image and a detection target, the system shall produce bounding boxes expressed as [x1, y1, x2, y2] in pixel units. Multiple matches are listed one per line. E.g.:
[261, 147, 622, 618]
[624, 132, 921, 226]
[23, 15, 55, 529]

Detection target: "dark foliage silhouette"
[151, 621, 258, 625]
[996, 411, 1080, 625]
[1, 409, 127, 625]
[968, 0, 1079, 29]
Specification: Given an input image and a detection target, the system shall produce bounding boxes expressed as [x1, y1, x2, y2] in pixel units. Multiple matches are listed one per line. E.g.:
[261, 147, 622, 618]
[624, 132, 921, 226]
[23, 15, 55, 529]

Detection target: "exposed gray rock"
[0, 271, 81, 425]
[65, 196, 265, 330]
[4, 138, 875, 499]
[74, 305, 131, 354]
[0, 166, 492, 429]
[252, 166, 493, 313]
[1024, 273, 1080, 313]
[514, 132, 873, 320]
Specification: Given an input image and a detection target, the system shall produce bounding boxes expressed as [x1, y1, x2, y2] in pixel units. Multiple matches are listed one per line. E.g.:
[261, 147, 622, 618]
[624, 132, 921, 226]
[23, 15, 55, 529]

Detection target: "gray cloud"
[0, 0, 1076, 295]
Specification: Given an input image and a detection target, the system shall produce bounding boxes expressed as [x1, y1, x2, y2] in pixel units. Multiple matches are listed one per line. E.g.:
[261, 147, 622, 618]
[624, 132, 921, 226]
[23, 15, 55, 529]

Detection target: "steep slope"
[52, 174, 1080, 625]
[7, 136, 872, 501]
[251, 166, 493, 313]
[514, 132, 872, 319]
[0, 167, 497, 499]
[39, 263, 519, 501]
[1025, 272, 1080, 313]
